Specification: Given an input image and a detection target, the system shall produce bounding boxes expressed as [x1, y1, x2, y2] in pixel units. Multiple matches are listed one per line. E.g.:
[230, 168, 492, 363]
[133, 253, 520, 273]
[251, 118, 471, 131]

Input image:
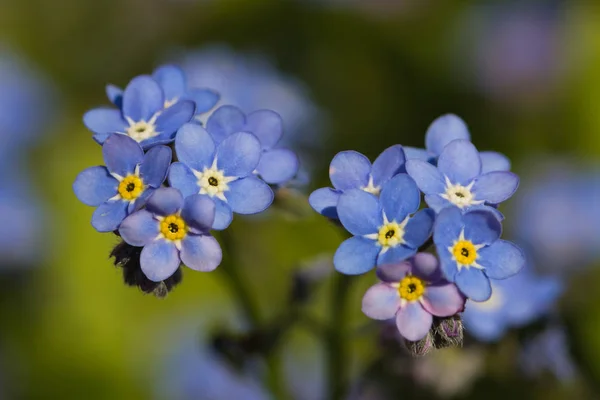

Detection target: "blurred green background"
[1, 0, 600, 398]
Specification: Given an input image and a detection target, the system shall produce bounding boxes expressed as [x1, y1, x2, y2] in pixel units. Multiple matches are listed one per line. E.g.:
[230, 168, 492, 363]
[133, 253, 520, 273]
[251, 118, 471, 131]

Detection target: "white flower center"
[192, 160, 236, 202]
[440, 177, 484, 208]
[125, 116, 159, 142]
[361, 176, 381, 196]
[164, 97, 179, 109]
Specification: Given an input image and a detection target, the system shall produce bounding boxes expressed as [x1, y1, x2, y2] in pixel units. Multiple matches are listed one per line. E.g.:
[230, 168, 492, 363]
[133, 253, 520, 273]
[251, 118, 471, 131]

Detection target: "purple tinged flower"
[362, 253, 465, 341]
[118, 187, 222, 282]
[333, 174, 435, 275]
[462, 265, 562, 342]
[83, 75, 195, 149]
[205, 105, 300, 185]
[433, 207, 526, 301]
[309, 146, 406, 219]
[406, 139, 519, 214]
[73, 134, 171, 232]
[168, 123, 274, 230]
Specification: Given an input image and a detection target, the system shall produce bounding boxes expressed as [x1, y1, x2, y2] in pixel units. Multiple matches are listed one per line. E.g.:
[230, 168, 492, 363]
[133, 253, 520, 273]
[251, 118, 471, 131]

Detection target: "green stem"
[326, 274, 352, 400]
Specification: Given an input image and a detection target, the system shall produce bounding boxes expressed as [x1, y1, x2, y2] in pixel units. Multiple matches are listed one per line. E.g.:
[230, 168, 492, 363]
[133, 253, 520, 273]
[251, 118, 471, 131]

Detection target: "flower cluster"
[310, 114, 526, 344]
[73, 65, 299, 293]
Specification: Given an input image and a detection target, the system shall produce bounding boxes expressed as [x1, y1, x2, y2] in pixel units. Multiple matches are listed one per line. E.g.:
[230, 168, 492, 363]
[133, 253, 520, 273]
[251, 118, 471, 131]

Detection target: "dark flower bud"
[433, 314, 464, 349]
[404, 332, 434, 357]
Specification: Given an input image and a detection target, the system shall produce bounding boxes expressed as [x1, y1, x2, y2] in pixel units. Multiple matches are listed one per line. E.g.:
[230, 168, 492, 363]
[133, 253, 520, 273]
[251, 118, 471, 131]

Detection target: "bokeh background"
[1, 0, 599, 398]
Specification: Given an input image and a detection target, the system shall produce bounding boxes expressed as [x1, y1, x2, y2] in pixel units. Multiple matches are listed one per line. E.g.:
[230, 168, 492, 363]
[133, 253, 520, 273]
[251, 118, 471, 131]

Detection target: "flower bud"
[433, 314, 464, 349]
[404, 332, 434, 357]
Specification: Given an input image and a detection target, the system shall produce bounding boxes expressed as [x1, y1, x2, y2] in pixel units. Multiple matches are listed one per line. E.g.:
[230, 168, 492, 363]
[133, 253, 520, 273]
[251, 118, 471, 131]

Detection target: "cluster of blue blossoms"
[73, 65, 299, 289]
[310, 114, 526, 343]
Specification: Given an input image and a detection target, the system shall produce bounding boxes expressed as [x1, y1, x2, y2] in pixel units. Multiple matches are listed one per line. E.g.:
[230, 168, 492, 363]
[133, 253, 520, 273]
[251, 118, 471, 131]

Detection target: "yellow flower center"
[118, 175, 144, 200]
[378, 222, 404, 247]
[159, 214, 188, 241]
[398, 275, 425, 301]
[452, 240, 478, 265]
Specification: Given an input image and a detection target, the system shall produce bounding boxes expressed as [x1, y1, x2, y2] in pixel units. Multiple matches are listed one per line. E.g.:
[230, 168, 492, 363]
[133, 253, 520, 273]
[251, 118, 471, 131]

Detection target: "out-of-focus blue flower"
[333, 174, 435, 275]
[520, 326, 577, 382]
[406, 139, 519, 214]
[83, 75, 195, 149]
[206, 106, 299, 185]
[168, 123, 274, 230]
[362, 253, 465, 341]
[462, 265, 561, 341]
[433, 207, 525, 301]
[404, 114, 510, 174]
[119, 187, 222, 282]
[309, 146, 406, 219]
[73, 134, 171, 232]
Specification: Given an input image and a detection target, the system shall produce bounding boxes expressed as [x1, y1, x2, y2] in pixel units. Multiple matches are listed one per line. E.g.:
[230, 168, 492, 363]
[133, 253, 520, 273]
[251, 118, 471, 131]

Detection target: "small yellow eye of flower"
[378, 222, 403, 247]
[118, 175, 144, 200]
[452, 240, 478, 265]
[398, 275, 425, 301]
[160, 215, 188, 241]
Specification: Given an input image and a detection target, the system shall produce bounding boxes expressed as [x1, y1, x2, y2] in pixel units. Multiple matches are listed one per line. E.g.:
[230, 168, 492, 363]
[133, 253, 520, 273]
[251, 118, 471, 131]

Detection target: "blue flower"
[406, 139, 519, 214]
[118, 187, 222, 281]
[462, 265, 561, 341]
[168, 123, 274, 230]
[362, 253, 465, 341]
[433, 207, 525, 301]
[73, 134, 171, 232]
[205, 105, 300, 184]
[333, 174, 435, 275]
[405, 114, 511, 174]
[83, 75, 195, 149]
[308, 146, 406, 219]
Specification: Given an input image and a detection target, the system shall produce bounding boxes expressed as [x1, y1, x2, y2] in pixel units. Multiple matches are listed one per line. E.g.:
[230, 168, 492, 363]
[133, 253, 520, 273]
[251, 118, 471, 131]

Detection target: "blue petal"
[174, 123, 215, 171]
[425, 114, 470, 156]
[93, 132, 113, 145]
[73, 166, 117, 206]
[226, 176, 274, 214]
[245, 110, 283, 149]
[411, 252, 443, 282]
[380, 174, 421, 222]
[122, 75, 164, 121]
[137, 134, 176, 150]
[256, 148, 299, 184]
[396, 302, 433, 341]
[216, 132, 261, 177]
[480, 151, 511, 174]
[185, 88, 219, 114]
[140, 145, 171, 188]
[333, 236, 379, 275]
[438, 252, 459, 281]
[337, 189, 382, 236]
[463, 209, 502, 246]
[403, 209, 435, 248]
[371, 145, 406, 187]
[212, 198, 233, 230]
[377, 245, 417, 265]
[118, 209, 159, 246]
[132, 187, 154, 212]
[437, 139, 482, 185]
[83, 108, 126, 135]
[180, 235, 222, 272]
[308, 187, 340, 219]
[91, 200, 128, 232]
[403, 146, 434, 163]
[181, 194, 216, 233]
[146, 187, 184, 216]
[329, 151, 371, 191]
[105, 85, 123, 108]
[152, 64, 186, 101]
[140, 239, 180, 282]
[433, 206, 464, 248]
[455, 268, 492, 301]
[168, 162, 200, 198]
[405, 160, 445, 195]
[479, 240, 525, 280]
[362, 284, 401, 320]
[206, 105, 246, 144]
[102, 133, 144, 177]
[473, 171, 519, 204]
[155, 100, 195, 140]
[424, 194, 450, 213]
[468, 204, 505, 221]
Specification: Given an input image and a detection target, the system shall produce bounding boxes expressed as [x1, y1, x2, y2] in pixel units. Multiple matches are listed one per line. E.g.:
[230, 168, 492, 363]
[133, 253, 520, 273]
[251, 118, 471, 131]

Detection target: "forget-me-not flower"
[362, 253, 465, 341]
[433, 207, 525, 301]
[118, 187, 222, 282]
[333, 174, 435, 275]
[205, 105, 300, 184]
[168, 123, 274, 230]
[84, 75, 195, 148]
[462, 265, 561, 341]
[406, 139, 519, 213]
[73, 134, 171, 232]
[308, 146, 406, 219]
